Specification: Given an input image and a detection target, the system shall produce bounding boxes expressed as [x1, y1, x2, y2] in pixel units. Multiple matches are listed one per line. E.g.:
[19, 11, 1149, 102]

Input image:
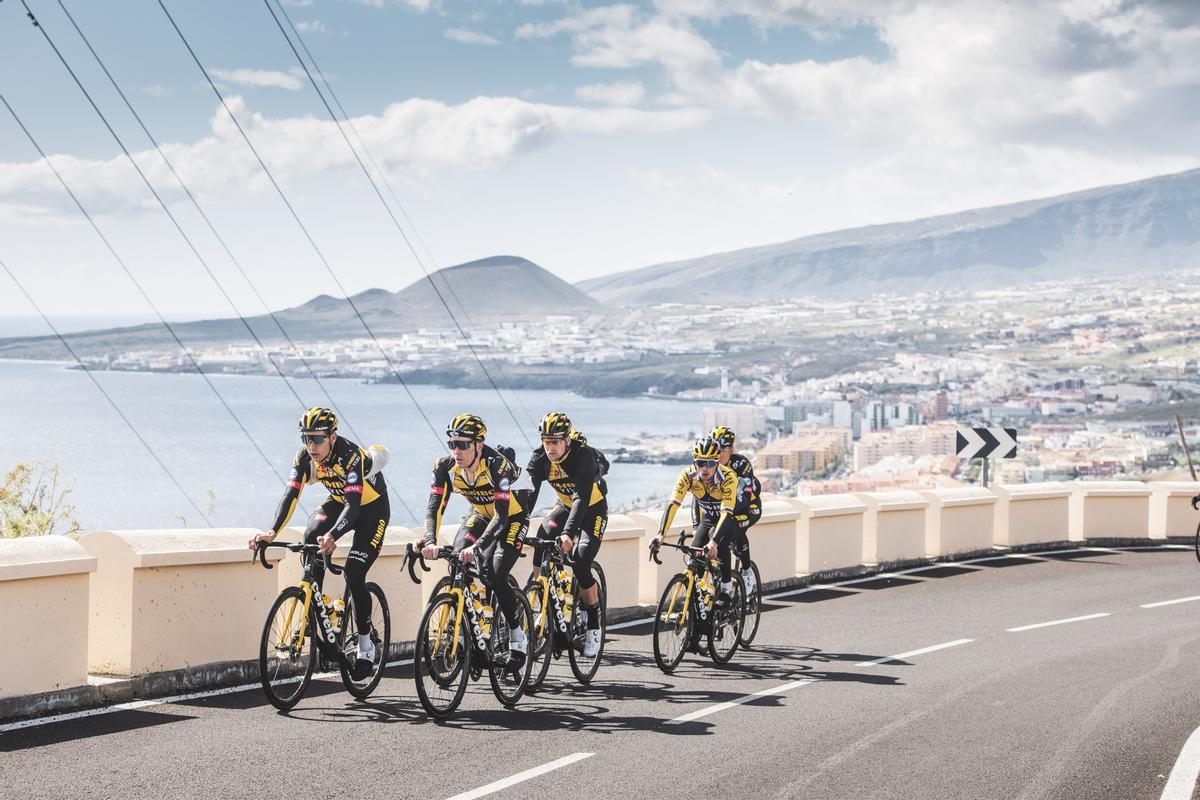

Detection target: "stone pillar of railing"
[919, 488, 997, 558]
[749, 500, 802, 584]
[1148, 481, 1200, 540]
[79, 529, 284, 677]
[991, 482, 1072, 547]
[855, 491, 928, 566]
[0, 536, 96, 698]
[1068, 481, 1152, 541]
[789, 495, 867, 577]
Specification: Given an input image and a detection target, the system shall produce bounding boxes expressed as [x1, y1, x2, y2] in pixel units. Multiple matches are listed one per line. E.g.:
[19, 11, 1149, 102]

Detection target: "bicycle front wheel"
[414, 594, 471, 719]
[524, 577, 553, 691]
[568, 563, 606, 685]
[339, 582, 391, 699]
[709, 575, 744, 664]
[489, 589, 534, 707]
[259, 586, 316, 710]
[1194, 519, 1200, 564]
[738, 561, 762, 647]
[653, 574, 693, 674]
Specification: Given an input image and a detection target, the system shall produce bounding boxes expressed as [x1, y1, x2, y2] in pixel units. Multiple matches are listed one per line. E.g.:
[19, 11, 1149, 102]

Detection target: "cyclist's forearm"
[658, 500, 680, 537]
[268, 483, 302, 534]
[424, 488, 446, 544]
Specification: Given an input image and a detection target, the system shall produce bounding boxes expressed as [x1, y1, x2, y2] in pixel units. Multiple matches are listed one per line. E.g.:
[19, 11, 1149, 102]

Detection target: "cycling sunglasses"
[694, 459, 718, 469]
[300, 433, 329, 445]
[541, 436, 567, 445]
[447, 440, 476, 451]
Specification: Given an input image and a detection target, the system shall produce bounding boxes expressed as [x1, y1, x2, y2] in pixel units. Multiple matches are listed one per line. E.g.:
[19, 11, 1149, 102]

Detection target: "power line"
[0, 91, 298, 507]
[0, 255, 215, 527]
[47, 0, 418, 525]
[156, 0, 446, 452]
[262, 0, 536, 448]
[268, 0, 541, 434]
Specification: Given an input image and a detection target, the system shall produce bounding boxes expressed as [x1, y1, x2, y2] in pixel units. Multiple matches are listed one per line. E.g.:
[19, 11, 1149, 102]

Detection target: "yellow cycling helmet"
[710, 425, 735, 448]
[692, 436, 721, 461]
[299, 406, 338, 433]
[446, 412, 487, 441]
[538, 411, 572, 439]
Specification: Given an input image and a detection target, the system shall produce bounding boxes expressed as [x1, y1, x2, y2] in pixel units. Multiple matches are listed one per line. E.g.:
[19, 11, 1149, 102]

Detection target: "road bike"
[253, 541, 390, 710]
[649, 540, 744, 673]
[734, 549, 762, 647]
[405, 543, 534, 719]
[522, 533, 607, 689]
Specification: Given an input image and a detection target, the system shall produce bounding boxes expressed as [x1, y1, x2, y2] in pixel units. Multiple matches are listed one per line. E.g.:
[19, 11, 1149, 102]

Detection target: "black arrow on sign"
[976, 427, 999, 458]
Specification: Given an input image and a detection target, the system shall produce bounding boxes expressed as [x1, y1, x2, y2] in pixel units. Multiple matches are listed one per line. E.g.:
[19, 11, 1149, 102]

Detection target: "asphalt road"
[6, 546, 1200, 800]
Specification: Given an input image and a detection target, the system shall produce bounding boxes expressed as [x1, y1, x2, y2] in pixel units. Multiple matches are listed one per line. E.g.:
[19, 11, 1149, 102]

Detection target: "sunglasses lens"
[302, 434, 326, 445]
[447, 440, 472, 451]
[695, 459, 717, 468]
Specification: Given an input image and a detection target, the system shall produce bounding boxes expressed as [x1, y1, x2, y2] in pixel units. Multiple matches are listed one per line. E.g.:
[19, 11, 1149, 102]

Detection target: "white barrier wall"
[991, 483, 1073, 547]
[790, 496, 866, 575]
[1148, 482, 1200, 539]
[920, 488, 996, 557]
[80, 529, 285, 676]
[630, 511, 684, 605]
[1068, 481, 1153, 541]
[0, 537, 96, 698]
[751, 501, 801, 584]
[855, 491, 928, 565]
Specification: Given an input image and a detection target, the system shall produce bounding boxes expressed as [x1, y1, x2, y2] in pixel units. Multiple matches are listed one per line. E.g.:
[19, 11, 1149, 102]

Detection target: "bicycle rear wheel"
[738, 560, 762, 647]
[259, 587, 316, 710]
[489, 589, 534, 707]
[709, 576, 744, 664]
[568, 563, 606, 684]
[653, 574, 693, 674]
[1194, 519, 1200, 563]
[414, 594, 470, 719]
[339, 582, 391, 699]
[524, 576, 553, 691]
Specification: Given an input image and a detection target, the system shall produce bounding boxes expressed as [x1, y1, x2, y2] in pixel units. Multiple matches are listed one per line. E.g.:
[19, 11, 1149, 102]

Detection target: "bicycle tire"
[338, 582, 391, 699]
[738, 561, 762, 647]
[524, 576, 553, 691]
[653, 574, 694, 674]
[568, 562, 607, 684]
[1194, 518, 1200, 564]
[259, 586, 317, 711]
[708, 576, 744, 664]
[414, 594, 471, 719]
[488, 588, 534, 707]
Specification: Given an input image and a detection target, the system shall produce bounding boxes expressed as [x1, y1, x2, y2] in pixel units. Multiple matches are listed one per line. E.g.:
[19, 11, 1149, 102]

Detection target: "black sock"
[585, 602, 600, 630]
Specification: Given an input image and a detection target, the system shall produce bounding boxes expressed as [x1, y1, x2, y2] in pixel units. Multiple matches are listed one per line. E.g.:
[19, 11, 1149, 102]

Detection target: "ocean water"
[0, 360, 715, 531]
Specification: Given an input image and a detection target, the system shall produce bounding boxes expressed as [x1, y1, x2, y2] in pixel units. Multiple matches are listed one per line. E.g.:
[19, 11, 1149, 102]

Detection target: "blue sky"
[2, 0, 1198, 325]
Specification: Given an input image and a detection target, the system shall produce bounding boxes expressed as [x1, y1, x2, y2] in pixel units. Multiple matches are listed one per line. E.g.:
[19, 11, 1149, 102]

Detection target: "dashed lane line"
[444, 753, 594, 800]
[1006, 612, 1110, 633]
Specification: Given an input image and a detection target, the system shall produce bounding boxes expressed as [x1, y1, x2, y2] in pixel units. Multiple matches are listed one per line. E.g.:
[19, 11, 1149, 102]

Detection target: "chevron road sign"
[956, 427, 1019, 459]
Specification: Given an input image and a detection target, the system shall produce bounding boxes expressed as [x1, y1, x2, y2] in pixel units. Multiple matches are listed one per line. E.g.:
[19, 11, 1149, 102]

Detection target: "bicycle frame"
[406, 544, 492, 661]
[653, 542, 720, 630]
[256, 542, 347, 663]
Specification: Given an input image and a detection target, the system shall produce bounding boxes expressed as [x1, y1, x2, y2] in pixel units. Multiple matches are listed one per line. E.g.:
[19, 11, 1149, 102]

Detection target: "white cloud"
[354, 0, 441, 10]
[444, 28, 501, 46]
[295, 20, 331, 34]
[576, 80, 645, 105]
[0, 95, 709, 219]
[210, 67, 304, 91]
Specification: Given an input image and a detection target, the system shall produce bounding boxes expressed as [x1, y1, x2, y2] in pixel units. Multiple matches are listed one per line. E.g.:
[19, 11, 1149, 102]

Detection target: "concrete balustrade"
[1148, 482, 1200, 539]
[1068, 481, 1153, 541]
[630, 511, 685, 605]
[80, 529, 285, 676]
[597, 514, 649, 610]
[919, 488, 997, 557]
[0, 537, 96, 698]
[790, 495, 866, 576]
[991, 483, 1072, 547]
[749, 501, 801, 584]
[855, 491, 928, 565]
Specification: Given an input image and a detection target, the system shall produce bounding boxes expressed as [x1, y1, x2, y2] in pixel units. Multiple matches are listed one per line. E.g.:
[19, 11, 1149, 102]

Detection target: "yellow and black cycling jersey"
[269, 435, 384, 538]
[658, 462, 737, 537]
[727, 452, 762, 514]
[523, 436, 608, 538]
[424, 445, 523, 544]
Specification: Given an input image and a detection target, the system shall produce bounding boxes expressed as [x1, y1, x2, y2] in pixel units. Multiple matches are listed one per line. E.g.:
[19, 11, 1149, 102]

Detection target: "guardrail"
[2, 479, 1197, 716]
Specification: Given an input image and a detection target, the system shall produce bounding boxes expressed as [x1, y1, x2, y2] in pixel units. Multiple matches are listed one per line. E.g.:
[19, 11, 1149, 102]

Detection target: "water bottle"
[331, 598, 345, 633]
[480, 604, 494, 638]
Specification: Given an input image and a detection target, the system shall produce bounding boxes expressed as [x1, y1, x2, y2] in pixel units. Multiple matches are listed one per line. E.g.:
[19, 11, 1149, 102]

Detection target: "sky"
[2, 0, 1199, 327]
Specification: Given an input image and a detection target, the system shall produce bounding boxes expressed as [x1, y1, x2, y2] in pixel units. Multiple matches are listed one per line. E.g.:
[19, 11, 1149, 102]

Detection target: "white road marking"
[1006, 613, 1110, 633]
[444, 753, 594, 800]
[1141, 596, 1200, 609]
[855, 638, 974, 667]
[1160, 723, 1200, 800]
[0, 659, 415, 734]
[664, 679, 816, 725]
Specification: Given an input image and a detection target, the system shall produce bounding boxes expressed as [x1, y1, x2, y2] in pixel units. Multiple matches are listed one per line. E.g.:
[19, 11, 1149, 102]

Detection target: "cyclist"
[522, 412, 609, 658]
[249, 407, 389, 681]
[420, 413, 528, 665]
[652, 436, 739, 609]
[709, 425, 762, 596]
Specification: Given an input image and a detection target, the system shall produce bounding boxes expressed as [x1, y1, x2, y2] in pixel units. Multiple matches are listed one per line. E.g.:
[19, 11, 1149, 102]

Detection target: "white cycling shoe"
[742, 568, 756, 595]
[509, 628, 527, 655]
[582, 628, 602, 658]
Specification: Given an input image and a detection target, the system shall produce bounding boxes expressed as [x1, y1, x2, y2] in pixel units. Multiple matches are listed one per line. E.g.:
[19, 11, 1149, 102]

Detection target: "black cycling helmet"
[538, 411, 572, 439]
[710, 425, 735, 448]
[692, 436, 721, 461]
[299, 406, 338, 433]
[446, 412, 487, 441]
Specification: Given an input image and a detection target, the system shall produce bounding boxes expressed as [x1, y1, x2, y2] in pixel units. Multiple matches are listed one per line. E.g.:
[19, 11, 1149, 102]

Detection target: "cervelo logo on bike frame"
[463, 587, 490, 650]
[310, 579, 338, 644]
[552, 579, 570, 634]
